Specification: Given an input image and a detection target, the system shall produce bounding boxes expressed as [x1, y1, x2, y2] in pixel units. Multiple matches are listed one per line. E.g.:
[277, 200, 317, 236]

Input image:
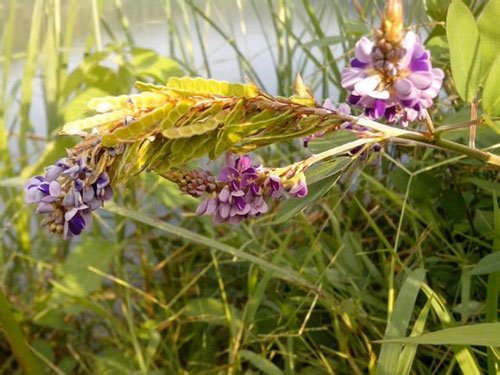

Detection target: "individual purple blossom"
[25, 156, 113, 239]
[289, 177, 308, 198]
[341, 30, 444, 127]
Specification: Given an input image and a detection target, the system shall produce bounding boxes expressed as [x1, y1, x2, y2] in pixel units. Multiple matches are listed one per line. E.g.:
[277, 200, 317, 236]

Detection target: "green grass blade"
[376, 268, 426, 375]
[486, 192, 499, 374]
[104, 202, 320, 294]
[0, 0, 17, 169]
[19, 0, 43, 167]
[396, 299, 432, 375]
[422, 284, 481, 375]
[377, 323, 500, 346]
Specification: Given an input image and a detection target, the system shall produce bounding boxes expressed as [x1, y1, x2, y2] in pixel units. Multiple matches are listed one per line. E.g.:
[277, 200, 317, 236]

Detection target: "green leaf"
[54, 238, 121, 298]
[308, 130, 358, 153]
[273, 173, 341, 224]
[376, 269, 427, 375]
[183, 297, 242, 326]
[478, 0, 500, 76]
[377, 322, 500, 346]
[464, 176, 500, 194]
[468, 252, 500, 275]
[446, 0, 482, 101]
[240, 350, 284, 375]
[129, 48, 183, 83]
[482, 55, 500, 116]
[305, 157, 352, 184]
[425, 0, 451, 21]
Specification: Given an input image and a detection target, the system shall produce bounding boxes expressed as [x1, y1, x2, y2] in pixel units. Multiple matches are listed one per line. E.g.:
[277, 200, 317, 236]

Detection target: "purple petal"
[25, 188, 41, 204]
[354, 37, 374, 63]
[45, 166, 63, 181]
[102, 186, 113, 201]
[322, 98, 335, 110]
[68, 212, 85, 235]
[398, 31, 417, 69]
[374, 100, 386, 118]
[24, 176, 44, 192]
[290, 180, 308, 198]
[341, 68, 366, 89]
[219, 167, 239, 182]
[384, 106, 397, 123]
[36, 202, 55, 214]
[408, 71, 432, 90]
[236, 155, 252, 170]
[350, 58, 368, 69]
[74, 179, 84, 191]
[234, 196, 246, 210]
[82, 187, 95, 202]
[410, 59, 430, 72]
[206, 198, 218, 215]
[219, 186, 231, 202]
[219, 203, 231, 219]
[38, 182, 50, 195]
[337, 103, 351, 115]
[394, 78, 416, 100]
[62, 165, 80, 178]
[231, 189, 245, 197]
[196, 198, 209, 215]
[347, 95, 361, 105]
[96, 172, 110, 188]
[49, 181, 61, 197]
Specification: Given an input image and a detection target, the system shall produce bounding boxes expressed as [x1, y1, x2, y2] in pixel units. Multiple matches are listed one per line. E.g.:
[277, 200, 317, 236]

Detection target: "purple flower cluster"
[25, 158, 112, 238]
[196, 154, 307, 224]
[341, 31, 444, 127]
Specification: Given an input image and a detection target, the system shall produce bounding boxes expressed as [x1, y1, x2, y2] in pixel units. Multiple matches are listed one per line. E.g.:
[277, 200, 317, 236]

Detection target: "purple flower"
[289, 178, 308, 198]
[63, 206, 92, 239]
[25, 156, 114, 238]
[25, 176, 47, 204]
[195, 154, 307, 224]
[341, 31, 444, 126]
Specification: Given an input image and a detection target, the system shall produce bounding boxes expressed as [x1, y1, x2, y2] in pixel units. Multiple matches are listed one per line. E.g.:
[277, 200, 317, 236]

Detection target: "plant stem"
[352, 115, 500, 166]
[0, 290, 44, 375]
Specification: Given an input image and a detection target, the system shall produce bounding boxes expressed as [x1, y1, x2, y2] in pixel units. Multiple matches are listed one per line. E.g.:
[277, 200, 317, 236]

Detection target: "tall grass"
[0, 1, 498, 374]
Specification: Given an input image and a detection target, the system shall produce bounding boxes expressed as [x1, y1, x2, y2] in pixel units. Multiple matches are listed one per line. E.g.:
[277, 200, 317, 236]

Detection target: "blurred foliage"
[0, 0, 499, 375]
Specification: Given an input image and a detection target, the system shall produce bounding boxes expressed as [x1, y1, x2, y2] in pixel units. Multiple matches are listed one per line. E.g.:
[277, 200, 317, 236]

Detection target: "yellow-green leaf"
[482, 54, 500, 116]
[446, 0, 482, 101]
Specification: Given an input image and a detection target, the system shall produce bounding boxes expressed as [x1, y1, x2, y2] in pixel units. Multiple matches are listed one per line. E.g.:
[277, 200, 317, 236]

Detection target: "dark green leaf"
[273, 173, 341, 224]
[240, 350, 284, 375]
[468, 252, 500, 275]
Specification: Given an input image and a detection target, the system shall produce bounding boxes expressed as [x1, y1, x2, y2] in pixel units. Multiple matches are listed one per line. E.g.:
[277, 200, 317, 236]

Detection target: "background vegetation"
[0, 0, 498, 374]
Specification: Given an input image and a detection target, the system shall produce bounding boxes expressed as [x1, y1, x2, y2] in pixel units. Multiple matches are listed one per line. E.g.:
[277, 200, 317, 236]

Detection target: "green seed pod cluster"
[57, 77, 347, 187]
